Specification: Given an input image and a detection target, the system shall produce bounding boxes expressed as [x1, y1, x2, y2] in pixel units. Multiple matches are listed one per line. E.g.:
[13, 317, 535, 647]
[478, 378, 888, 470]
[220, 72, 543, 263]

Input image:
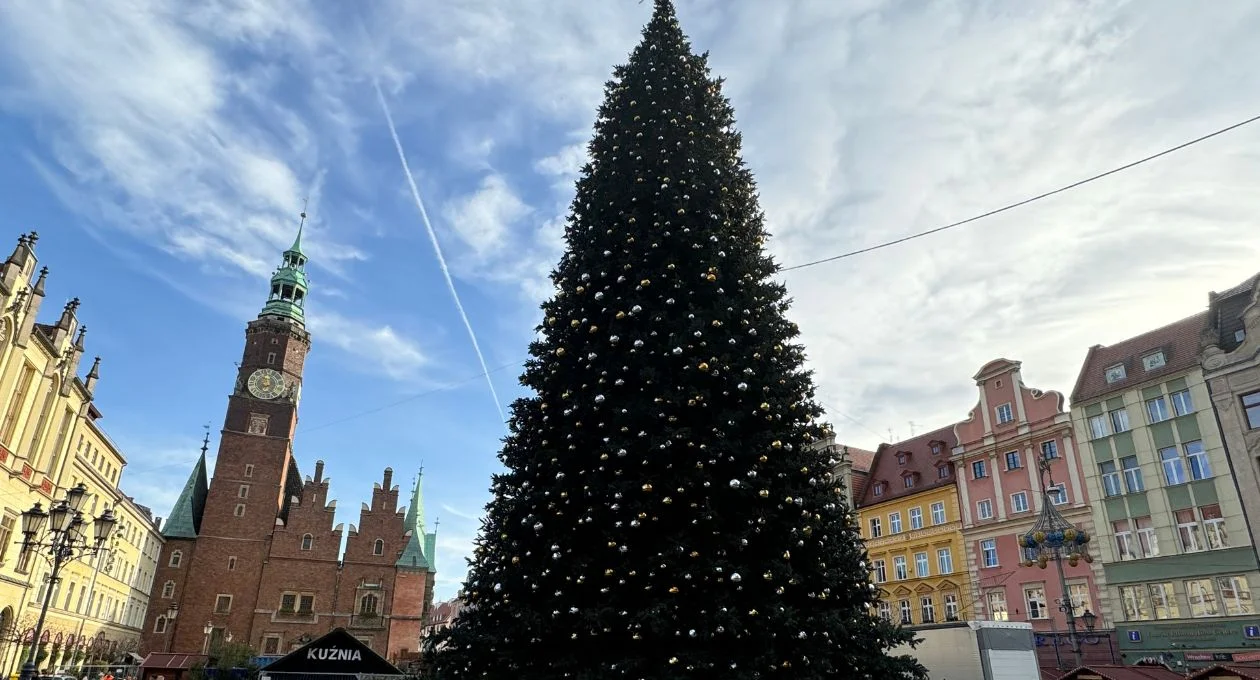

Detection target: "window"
[899, 599, 912, 624]
[248, 414, 269, 435]
[263, 636, 281, 655]
[1114, 520, 1135, 560]
[1218, 576, 1253, 616]
[872, 559, 886, 583]
[169, 550, 183, 568]
[909, 507, 923, 530]
[214, 595, 232, 613]
[1186, 578, 1219, 617]
[1149, 582, 1178, 619]
[0, 363, 36, 444]
[1201, 504, 1228, 549]
[889, 512, 903, 534]
[301, 534, 314, 551]
[972, 460, 988, 479]
[1048, 484, 1067, 505]
[299, 594, 315, 612]
[1100, 461, 1122, 496]
[238, 484, 250, 499]
[986, 590, 1008, 621]
[937, 464, 951, 479]
[878, 601, 892, 621]
[1243, 392, 1260, 429]
[977, 499, 994, 520]
[1088, 414, 1108, 439]
[931, 443, 942, 455]
[1177, 509, 1203, 552]
[995, 403, 1014, 424]
[980, 539, 998, 568]
[1041, 440, 1059, 460]
[1119, 585, 1151, 621]
[868, 517, 882, 538]
[1142, 352, 1166, 371]
[1025, 586, 1047, 619]
[1121, 456, 1144, 492]
[267, 352, 277, 365]
[1105, 364, 1127, 383]
[360, 593, 380, 615]
[1110, 407, 1130, 433]
[280, 593, 297, 612]
[373, 538, 385, 556]
[1185, 440, 1211, 480]
[944, 592, 960, 621]
[920, 596, 936, 624]
[896, 453, 907, 466]
[234, 504, 246, 517]
[0, 514, 14, 565]
[930, 502, 946, 525]
[1136, 516, 1159, 557]
[873, 483, 884, 497]
[893, 556, 908, 580]
[937, 548, 953, 574]
[245, 464, 255, 478]
[1159, 447, 1186, 485]
[914, 552, 929, 578]
[1005, 451, 1021, 470]
[228, 556, 237, 570]
[1011, 492, 1029, 513]
[1171, 389, 1194, 416]
[154, 616, 168, 634]
[903, 474, 916, 489]
[161, 580, 175, 598]
[1069, 583, 1092, 616]
[1147, 396, 1171, 423]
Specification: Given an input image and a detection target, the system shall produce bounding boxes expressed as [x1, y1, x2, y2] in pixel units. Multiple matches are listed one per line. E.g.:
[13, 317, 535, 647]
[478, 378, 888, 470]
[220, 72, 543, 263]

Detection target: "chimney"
[314, 460, 325, 484]
[84, 356, 101, 395]
[383, 467, 394, 490]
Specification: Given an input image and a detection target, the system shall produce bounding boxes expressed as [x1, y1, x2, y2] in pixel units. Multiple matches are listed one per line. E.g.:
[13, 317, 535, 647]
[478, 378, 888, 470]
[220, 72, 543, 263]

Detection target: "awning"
[140, 653, 208, 670]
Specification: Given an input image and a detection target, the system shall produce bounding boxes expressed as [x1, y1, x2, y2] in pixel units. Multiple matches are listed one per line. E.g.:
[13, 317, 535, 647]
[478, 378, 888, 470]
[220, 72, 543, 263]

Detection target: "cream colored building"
[0, 232, 163, 677]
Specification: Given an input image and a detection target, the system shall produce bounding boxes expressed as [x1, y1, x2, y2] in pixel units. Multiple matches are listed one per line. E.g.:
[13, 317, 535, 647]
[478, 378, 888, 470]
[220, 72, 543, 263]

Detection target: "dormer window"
[873, 483, 885, 497]
[931, 442, 942, 455]
[897, 453, 907, 466]
[937, 464, 951, 479]
[1105, 364, 1127, 384]
[901, 471, 919, 489]
[1142, 352, 1166, 372]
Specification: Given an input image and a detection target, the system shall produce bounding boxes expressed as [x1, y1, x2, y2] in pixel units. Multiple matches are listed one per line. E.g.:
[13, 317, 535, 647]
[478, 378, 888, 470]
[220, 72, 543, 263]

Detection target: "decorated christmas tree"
[429, 2, 927, 678]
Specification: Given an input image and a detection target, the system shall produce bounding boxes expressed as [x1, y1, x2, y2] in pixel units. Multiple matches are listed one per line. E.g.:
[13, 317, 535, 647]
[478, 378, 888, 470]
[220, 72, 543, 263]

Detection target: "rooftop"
[1070, 311, 1208, 404]
[858, 424, 958, 508]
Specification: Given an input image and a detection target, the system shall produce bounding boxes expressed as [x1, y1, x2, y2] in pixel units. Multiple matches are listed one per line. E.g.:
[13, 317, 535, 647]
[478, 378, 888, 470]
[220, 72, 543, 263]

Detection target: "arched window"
[372, 539, 384, 556]
[301, 534, 313, 551]
[26, 376, 59, 464]
[169, 550, 182, 568]
[359, 593, 379, 616]
[154, 616, 167, 634]
[161, 580, 175, 598]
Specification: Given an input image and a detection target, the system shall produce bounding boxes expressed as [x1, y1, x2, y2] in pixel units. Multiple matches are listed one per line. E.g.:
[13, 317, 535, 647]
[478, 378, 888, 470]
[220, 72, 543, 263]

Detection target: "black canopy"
[260, 628, 403, 679]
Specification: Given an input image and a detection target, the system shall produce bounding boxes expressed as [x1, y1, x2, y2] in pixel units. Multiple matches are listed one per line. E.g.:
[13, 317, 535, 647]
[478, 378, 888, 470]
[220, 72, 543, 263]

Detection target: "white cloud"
[442, 174, 533, 260]
[307, 310, 428, 381]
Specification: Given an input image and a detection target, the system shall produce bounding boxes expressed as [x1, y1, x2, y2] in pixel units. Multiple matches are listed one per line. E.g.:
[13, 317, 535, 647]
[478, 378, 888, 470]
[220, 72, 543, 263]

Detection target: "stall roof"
[260, 628, 402, 678]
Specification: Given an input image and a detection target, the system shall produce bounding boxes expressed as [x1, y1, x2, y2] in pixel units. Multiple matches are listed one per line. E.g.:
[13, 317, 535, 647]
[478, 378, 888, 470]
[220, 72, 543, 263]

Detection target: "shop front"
[1117, 618, 1260, 670]
[258, 629, 404, 680]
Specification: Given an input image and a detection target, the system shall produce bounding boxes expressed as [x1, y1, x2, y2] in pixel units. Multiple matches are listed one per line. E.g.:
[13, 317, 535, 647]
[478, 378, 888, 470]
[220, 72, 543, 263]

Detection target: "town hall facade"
[138, 225, 437, 662]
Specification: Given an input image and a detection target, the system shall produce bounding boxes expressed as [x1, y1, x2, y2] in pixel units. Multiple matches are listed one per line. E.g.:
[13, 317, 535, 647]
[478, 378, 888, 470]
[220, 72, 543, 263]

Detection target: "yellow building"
[854, 426, 972, 626]
[0, 232, 163, 677]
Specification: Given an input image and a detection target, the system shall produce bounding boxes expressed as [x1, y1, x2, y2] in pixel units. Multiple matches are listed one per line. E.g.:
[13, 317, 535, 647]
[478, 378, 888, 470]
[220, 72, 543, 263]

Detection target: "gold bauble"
[760, 402, 770, 411]
[546, 317, 557, 326]
[640, 279, 651, 287]
[771, 440, 783, 449]
[616, 311, 626, 319]
[669, 586, 679, 594]
[759, 455, 769, 463]
[642, 483, 653, 492]
[556, 348, 566, 356]
[511, 556, 520, 564]
[698, 362, 710, 372]
[758, 490, 770, 498]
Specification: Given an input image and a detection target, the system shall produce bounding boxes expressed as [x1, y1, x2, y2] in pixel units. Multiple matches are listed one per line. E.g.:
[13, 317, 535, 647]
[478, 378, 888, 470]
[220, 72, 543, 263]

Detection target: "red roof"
[858, 424, 958, 507]
[1070, 312, 1209, 404]
[1187, 664, 1260, 679]
[1055, 664, 1184, 680]
[843, 445, 877, 473]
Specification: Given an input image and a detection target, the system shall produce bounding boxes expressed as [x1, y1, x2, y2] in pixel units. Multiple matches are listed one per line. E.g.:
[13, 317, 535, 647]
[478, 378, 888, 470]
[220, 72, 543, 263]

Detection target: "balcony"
[349, 613, 386, 630]
[274, 608, 316, 622]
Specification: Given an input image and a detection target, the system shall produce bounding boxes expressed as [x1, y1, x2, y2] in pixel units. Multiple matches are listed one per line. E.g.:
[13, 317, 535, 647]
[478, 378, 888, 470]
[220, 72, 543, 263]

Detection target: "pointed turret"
[49, 296, 79, 348]
[162, 433, 211, 538]
[14, 266, 48, 348]
[397, 466, 437, 571]
[259, 212, 310, 325]
[84, 356, 101, 395]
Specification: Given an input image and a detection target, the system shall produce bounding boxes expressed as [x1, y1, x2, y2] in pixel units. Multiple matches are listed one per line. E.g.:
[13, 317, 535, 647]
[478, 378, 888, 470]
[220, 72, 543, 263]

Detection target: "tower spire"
[259, 207, 310, 324]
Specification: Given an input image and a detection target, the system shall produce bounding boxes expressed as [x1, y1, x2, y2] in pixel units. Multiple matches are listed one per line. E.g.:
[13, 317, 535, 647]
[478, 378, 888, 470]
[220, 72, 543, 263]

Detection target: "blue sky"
[2, 1, 1260, 599]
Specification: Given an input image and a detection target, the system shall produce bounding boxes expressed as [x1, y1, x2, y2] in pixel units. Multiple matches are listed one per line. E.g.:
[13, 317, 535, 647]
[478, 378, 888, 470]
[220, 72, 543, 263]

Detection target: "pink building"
[951, 359, 1109, 635]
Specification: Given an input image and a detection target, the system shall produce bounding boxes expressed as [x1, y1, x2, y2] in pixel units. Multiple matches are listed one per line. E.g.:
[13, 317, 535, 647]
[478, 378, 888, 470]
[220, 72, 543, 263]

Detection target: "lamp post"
[164, 604, 179, 653]
[202, 623, 212, 656]
[1019, 457, 1093, 670]
[16, 483, 117, 680]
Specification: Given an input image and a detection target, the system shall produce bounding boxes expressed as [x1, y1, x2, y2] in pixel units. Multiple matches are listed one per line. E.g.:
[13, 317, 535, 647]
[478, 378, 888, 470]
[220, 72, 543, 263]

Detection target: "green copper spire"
[397, 466, 437, 571]
[162, 432, 210, 539]
[260, 210, 310, 324]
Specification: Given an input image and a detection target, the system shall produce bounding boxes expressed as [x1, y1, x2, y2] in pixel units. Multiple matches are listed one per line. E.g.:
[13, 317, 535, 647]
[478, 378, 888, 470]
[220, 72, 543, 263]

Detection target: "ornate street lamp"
[17, 484, 116, 680]
[1019, 457, 1093, 670]
[164, 604, 180, 653]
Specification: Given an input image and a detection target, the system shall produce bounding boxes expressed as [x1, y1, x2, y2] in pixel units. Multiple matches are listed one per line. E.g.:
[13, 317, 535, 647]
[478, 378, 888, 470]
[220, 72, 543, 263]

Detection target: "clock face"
[247, 368, 286, 400]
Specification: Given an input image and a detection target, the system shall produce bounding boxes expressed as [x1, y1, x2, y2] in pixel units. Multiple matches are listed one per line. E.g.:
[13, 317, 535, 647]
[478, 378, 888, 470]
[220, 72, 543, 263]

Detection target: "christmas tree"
[429, 2, 927, 678]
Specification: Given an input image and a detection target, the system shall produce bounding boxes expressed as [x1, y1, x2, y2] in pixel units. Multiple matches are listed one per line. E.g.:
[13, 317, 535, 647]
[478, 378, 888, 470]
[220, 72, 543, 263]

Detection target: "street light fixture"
[1081, 609, 1098, 632]
[16, 485, 116, 680]
[163, 604, 180, 653]
[1019, 456, 1094, 671]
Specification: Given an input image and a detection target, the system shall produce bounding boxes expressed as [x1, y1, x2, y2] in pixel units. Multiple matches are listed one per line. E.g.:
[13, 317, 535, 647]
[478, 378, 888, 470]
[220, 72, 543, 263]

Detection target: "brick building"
[137, 225, 437, 662]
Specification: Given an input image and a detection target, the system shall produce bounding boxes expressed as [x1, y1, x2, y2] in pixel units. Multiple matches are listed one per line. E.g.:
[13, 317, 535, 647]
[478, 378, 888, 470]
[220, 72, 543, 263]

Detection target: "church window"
[234, 504, 246, 517]
[245, 464, 254, 478]
[161, 580, 175, 598]
[248, 414, 269, 436]
[228, 556, 237, 570]
[360, 593, 379, 615]
[239, 485, 250, 499]
[301, 534, 313, 551]
[169, 551, 183, 568]
[373, 539, 385, 556]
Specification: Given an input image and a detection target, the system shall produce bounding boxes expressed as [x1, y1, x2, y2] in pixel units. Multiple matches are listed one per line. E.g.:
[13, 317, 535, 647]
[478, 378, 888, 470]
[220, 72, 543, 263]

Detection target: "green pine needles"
[428, 2, 927, 678]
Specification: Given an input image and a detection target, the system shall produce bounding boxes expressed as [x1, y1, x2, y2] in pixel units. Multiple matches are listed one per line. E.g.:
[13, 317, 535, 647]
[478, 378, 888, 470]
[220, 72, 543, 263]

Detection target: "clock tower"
[178, 222, 313, 645]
